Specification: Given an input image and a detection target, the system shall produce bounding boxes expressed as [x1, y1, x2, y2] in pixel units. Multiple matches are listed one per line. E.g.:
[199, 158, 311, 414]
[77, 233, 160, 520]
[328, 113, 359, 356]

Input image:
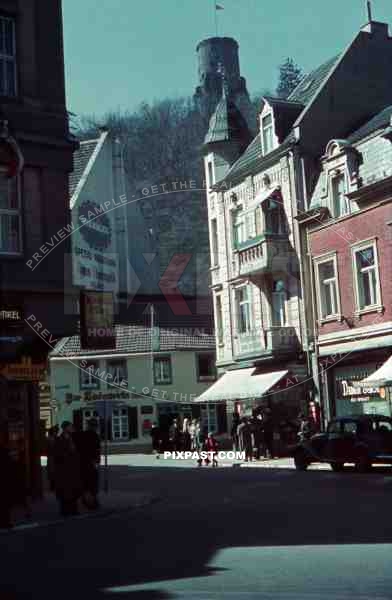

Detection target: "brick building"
[0, 0, 77, 495]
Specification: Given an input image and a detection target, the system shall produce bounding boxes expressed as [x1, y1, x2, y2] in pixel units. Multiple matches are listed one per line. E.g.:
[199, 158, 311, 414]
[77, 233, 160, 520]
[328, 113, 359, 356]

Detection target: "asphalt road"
[1, 459, 392, 600]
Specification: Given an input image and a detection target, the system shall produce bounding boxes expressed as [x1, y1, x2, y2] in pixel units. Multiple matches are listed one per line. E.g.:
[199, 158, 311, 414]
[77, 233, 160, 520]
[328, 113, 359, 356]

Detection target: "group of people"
[232, 411, 317, 461]
[151, 417, 203, 453]
[47, 419, 101, 517]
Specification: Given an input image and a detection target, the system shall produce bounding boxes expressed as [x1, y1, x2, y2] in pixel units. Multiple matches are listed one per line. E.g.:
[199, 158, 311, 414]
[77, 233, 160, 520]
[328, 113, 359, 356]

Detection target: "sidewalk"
[1, 490, 157, 534]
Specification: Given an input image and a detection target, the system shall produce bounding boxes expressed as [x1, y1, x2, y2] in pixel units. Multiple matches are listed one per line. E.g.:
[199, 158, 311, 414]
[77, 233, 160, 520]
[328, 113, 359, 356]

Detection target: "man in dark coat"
[53, 421, 83, 517]
[262, 410, 275, 459]
[76, 419, 101, 510]
[237, 418, 253, 461]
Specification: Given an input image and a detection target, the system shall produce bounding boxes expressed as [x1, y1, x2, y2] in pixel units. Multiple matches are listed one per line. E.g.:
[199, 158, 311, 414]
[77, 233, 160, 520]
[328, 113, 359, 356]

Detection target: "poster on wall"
[80, 290, 115, 350]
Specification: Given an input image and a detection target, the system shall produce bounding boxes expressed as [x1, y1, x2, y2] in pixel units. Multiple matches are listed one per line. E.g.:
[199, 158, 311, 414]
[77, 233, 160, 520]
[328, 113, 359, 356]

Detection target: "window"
[208, 161, 214, 187]
[232, 210, 245, 247]
[210, 218, 219, 266]
[254, 206, 263, 237]
[0, 16, 16, 97]
[353, 243, 381, 311]
[315, 257, 340, 319]
[112, 407, 129, 440]
[197, 353, 216, 381]
[107, 360, 127, 386]
[271, 280, 287, 327]
[215, 294, 224, 345]
[80, 360, 100, 390]
[331, 174, 349, 218]
[265, 198, 286, 234]
[154, 356, 172, 384]
[0, 175, 21, 254]
[262, 113, 274, 154]
[235, 286, 252, 334]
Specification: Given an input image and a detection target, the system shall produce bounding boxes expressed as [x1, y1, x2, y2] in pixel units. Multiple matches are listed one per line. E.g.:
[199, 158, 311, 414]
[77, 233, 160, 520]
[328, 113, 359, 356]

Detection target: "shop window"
[0, 174, 21, 254]
[197, 353, 216, 382]
[315, 256, 340, 320]
[154, 356, 172, 385]
[235, 285, 252, 335]
[106, 360, 127, 386]
[353, 242, 382, 312]
[112, 407, 129, 440]
[331, 173, 349, 218]
[80, 360, 100, 390]
[0, 16, 17, 97]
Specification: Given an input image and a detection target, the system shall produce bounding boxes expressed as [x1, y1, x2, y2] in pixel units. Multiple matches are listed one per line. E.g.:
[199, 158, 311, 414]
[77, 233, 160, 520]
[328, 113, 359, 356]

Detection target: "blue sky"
[63, 0, 392, 119]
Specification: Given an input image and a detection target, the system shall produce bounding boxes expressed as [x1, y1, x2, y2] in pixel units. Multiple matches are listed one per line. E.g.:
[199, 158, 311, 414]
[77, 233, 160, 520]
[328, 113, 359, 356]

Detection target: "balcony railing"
[233, 326, 299, 358]
[233, 235, 293, 278]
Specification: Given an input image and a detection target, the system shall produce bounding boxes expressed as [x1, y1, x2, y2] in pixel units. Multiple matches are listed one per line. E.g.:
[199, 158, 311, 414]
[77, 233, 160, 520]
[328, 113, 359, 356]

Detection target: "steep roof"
[216, 54, 341, 187]
[288, 55, 341, 105]
[348, 105, 392, 144]
[50, 324, 215, 358]
[204, 88, 251, 146]
[263, 96, 304, 143]
[69, 139, 100, 198]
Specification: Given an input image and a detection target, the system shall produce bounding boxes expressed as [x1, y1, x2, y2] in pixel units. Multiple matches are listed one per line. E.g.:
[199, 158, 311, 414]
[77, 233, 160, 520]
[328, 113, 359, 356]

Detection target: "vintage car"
[291, 415, 392, 472]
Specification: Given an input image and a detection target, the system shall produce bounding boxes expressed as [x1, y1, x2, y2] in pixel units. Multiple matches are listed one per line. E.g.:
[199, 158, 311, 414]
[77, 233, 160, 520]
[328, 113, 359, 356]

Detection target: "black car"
[291, 415, 392, 472]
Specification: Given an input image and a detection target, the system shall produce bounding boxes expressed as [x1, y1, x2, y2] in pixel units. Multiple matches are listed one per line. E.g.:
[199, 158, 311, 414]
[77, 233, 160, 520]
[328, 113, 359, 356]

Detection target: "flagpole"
[214, 1, 218, 36]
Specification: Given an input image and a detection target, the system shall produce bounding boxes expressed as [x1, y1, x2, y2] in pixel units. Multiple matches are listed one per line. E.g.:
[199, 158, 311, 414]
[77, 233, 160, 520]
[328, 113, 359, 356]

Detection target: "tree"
[276, 58, 303, 99]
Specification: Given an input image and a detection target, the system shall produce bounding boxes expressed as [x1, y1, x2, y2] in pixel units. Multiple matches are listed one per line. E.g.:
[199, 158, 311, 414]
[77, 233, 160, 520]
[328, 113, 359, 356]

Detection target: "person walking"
[150, 422, 161, 455]
[262, 410, 275, 459]
[77, 419, 101, 510]
[252, 415, 264, 460]
[197, 432, 218, 467]
[46, 425, 59, 492]
[237, 418, 253, 461]
[182, 417, 191, 451]
[53, 421, 82, 517]
[169, 418, 181, 451]
[231, 412, 240, 451]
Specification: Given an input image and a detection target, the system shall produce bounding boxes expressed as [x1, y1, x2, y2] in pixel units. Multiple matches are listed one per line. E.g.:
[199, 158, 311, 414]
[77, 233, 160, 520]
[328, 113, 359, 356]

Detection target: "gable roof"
[288, 55, 341, 105]
[69, 131, 108, 208]
[50, 324, 215, 358]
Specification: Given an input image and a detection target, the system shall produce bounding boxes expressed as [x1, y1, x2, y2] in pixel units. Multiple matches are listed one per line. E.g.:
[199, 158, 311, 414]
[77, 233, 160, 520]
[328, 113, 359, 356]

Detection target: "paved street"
[1, 459, 392, 599]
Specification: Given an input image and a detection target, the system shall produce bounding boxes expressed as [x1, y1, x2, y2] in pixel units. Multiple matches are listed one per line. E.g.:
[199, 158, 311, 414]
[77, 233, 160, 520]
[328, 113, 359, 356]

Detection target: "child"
[197, 432, 219, 467]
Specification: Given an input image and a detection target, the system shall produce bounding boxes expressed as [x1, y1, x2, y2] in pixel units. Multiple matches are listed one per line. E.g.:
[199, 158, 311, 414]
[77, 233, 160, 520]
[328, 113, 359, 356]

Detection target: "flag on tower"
[216, 4, 224, 10]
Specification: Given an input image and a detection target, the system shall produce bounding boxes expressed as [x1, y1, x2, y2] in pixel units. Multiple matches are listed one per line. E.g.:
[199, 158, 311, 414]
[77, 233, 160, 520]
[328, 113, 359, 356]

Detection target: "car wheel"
[355, 451, 371, 473]
[294, 451, 309, 471]
[330, 462, 345, 472]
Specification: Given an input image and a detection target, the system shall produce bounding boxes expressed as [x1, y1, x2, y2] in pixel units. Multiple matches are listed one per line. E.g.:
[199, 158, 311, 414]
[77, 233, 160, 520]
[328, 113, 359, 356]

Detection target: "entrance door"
[112, 407, 129, 441]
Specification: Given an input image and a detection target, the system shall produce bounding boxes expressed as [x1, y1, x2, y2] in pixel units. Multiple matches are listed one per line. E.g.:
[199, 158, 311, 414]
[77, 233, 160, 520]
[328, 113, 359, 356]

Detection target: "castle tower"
[194, 36, 256, 133]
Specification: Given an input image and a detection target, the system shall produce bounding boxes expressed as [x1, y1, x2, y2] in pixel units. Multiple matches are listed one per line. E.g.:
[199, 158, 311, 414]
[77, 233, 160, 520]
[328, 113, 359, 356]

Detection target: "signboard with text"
[80, 291, 116, 350]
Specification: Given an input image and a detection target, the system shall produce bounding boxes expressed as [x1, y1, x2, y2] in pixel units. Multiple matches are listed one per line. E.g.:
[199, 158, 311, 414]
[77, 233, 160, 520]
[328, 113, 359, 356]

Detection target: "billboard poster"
[80, 290, 115, 349]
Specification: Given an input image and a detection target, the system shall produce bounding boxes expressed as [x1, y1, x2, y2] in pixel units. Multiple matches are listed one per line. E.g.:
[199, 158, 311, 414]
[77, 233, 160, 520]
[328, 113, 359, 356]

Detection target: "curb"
[0, 495, 159, 535]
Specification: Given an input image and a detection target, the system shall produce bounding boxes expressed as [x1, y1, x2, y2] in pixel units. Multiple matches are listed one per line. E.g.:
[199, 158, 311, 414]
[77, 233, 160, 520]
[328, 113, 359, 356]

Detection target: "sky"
[62, 0, 392, 119]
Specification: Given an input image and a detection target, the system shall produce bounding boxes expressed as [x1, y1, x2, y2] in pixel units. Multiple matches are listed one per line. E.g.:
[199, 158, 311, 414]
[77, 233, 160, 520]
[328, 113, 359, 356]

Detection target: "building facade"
[200, 19, 392, 429]
[0, 0, 77, 495]
[49, 325, 221, 443]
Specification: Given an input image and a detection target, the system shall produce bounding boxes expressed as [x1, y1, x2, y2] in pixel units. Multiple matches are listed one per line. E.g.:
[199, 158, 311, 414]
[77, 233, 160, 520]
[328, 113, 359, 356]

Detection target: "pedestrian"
[262, 410, 275, 459]
[237, 418, 253, 461]
[252, 415, 264, 460]
[53, 421, 83, 517]
[298, 413, 312, 442]
[169, 418, 181, 451]
[0, 425, 15, 529]
[150, 422, 161, 455]
[77, 419, 101, 511]
[197, 431, 219, 467]
[193, 420, 202, 451]
[46, 425, 59, 492]
[182, 417, 191, 451]
[231, 412, 240, 451]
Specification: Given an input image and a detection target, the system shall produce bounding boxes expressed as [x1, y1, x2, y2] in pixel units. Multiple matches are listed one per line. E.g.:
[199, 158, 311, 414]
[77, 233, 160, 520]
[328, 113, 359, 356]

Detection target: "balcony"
[233, 235, 293, 278]
[233, 326, 299, 359]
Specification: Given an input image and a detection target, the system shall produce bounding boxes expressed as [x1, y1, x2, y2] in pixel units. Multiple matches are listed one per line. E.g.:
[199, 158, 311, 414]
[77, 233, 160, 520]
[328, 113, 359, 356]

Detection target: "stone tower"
[194, 36, 256, 133]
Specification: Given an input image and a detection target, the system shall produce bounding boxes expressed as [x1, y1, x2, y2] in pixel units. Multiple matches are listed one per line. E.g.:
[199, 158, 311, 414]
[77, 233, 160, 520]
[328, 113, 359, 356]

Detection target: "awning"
[242, 186, 282, 216]
[360, 355, 392, 386]
[318, 335, 392, 357]
[194, 368, 288, 403]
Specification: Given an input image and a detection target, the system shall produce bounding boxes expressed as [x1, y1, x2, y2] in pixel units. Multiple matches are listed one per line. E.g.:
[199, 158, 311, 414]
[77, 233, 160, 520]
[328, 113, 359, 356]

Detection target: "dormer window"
[262, 113, 274, 155]
[331, 173, 349, 218]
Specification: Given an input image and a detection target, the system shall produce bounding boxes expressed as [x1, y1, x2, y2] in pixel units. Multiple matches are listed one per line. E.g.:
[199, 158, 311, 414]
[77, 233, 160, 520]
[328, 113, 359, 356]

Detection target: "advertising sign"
[80, 290, 115, 350]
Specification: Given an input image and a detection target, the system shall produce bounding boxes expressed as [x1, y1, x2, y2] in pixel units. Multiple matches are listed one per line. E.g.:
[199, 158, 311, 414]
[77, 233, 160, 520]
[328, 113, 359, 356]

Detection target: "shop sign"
[80, 290, 115, 350]
[65, 390, 132, 404]
[0, 307, 23, 323]
[340, 380, 381, 403]
[0, 356, 46, 381]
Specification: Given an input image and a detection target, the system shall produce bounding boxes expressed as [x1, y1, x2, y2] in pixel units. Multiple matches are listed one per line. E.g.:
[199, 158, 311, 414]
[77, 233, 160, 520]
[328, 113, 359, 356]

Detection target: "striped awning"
[194, 368, 288, 403]
[360, 355, 392, 386]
